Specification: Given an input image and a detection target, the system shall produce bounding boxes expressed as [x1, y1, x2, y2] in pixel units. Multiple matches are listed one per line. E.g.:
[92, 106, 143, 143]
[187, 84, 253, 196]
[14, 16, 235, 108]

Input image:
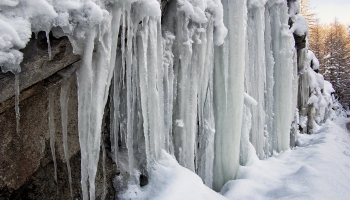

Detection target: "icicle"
[245, 4, 267, 159]
[120, 7, 127, 146]
[196, 16, 215, 188]
[121, 7, 126, 86]
[109, 5, 122, 167]
[101, 135, 107, 200]
[46, 31, 52, 60]
[172, 9, 197, 172]
[60, 75, 73, 199]
[77, 30, 95, 200]
[14, 73, 20, 134]
[77, 3, 122, 199]
[269, 2, 295, 151]
[137, 16, 164, 169]
[264, 4, 275, 156]
[213, 0, 247, 191]
[239, 101, 258, 166]
[162, 31, 175, 155]
[125, 9, 136, 180]
[49, 90, 58, 184]
[110, 77, 119, 164]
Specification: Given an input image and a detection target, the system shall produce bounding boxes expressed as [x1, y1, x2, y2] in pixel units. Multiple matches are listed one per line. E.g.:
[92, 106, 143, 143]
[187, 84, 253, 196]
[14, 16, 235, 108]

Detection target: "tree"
[300, 0, 317, 28]
[308, 21, 327, 73]
[323, 20, 350, 102]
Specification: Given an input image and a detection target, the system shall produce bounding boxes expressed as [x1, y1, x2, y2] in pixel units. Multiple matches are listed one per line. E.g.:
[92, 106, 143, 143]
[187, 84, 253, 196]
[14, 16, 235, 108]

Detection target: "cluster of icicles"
[8, 0, 334, 199]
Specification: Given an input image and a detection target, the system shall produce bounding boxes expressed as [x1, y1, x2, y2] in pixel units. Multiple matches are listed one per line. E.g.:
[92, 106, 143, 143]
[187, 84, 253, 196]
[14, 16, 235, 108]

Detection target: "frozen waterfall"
[0, 0, 337, 198]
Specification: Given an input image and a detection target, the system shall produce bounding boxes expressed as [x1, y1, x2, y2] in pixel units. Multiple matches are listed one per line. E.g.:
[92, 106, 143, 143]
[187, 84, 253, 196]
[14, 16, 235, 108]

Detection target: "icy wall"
[0, 0, 336, 198]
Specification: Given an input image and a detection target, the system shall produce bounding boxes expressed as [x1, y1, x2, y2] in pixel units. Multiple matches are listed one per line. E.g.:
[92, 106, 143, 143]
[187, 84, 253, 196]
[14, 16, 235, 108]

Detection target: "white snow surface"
[118, 150, 227, 200]
[308, 50, 320, 70]
[290, 14, 309, 36]
[222, 117, 350, 200]
[119, 117, 350, 200]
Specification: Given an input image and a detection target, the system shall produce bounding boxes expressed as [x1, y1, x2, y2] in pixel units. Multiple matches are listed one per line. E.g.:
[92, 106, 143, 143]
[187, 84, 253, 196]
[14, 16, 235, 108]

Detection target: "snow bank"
[222, 118, 350, 200]
[118, 150, 227, 200]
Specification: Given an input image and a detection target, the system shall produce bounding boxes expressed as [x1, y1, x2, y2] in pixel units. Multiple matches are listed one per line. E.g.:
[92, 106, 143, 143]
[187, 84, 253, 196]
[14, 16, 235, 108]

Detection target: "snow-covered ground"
[120, 117, 350, 200]
[222, 117, 350, 200]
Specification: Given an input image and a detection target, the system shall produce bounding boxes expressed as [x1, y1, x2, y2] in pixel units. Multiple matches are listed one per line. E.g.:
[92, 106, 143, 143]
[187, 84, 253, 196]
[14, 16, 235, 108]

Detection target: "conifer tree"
[323, 20, 350, 102]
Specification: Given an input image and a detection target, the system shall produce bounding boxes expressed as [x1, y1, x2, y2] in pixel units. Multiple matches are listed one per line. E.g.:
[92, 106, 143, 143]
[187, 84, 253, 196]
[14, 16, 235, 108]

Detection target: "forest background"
[302, 0, 350, 107]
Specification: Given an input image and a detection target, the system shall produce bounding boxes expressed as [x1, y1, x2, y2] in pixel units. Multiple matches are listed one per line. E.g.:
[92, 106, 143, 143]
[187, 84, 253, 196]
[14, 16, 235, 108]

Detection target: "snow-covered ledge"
[0, 32, 80, 104]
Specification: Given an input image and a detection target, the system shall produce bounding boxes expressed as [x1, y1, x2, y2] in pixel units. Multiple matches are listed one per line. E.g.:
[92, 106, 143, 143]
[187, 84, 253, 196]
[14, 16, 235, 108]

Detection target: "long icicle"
[15, 73, 20, 134]
[60, 75, 73, 199]
[49, 89, 58, 185]
[101, 133, 107, 200]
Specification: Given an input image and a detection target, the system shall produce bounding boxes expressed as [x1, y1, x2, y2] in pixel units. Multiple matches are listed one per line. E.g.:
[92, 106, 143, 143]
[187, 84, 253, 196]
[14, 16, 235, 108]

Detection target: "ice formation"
[0, 0, 337, 198]
[60, 73, 74, 198]
[48, 90, 57, 183]
[14, 73, 20, 134]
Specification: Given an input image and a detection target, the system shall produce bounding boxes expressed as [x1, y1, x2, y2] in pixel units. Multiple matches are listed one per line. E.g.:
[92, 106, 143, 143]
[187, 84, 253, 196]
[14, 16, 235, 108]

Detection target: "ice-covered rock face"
[0, 0, 338, 199]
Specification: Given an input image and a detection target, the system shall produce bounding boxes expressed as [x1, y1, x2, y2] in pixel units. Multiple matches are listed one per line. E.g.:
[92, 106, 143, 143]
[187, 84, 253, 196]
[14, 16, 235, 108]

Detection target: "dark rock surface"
[0, 33, 116, 199]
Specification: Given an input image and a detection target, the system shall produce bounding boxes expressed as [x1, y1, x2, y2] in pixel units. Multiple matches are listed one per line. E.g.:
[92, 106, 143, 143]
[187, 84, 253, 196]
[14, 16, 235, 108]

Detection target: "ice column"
[245, 2, 267, 159]
[109, 6, 123, 168]
[297, 48, 310, 134]
[137, 16, 165, 167]
[171, 10, 198, 172]
[240, 102, 259, 166]
[196, 17, 216, 188]
[269, 1, 295, 151]
[76, 4, 122, 199]
[60, 75, 74, 198]
[159, 1, 220, 186]
[264, 3, 276, 155]
[48, 90, 57, 183]
[15, 73, 20, 134]
[162, 31, 175, 155]
[213, 0, 247, 191]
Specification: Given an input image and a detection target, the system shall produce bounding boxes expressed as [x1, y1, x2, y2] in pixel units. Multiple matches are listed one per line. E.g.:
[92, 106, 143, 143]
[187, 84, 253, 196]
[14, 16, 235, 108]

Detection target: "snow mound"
[118, 150, 227, 200]
[221, 118, 350, 200]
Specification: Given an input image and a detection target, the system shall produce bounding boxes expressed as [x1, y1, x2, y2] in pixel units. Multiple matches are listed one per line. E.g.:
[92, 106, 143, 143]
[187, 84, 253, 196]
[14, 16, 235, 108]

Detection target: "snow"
[288, 0, 309, 36]
[308, 50, 320, 70]
[307, 64, 335, 126]
[118, 150, 227, 200]
[118, 117, 350, 200]
[290, 14, 309, 36]
[0, 0, 57, 72]
[324, 80, 335, 95]
[222, 117, 350, 200]
[244, 92, 258, 106]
